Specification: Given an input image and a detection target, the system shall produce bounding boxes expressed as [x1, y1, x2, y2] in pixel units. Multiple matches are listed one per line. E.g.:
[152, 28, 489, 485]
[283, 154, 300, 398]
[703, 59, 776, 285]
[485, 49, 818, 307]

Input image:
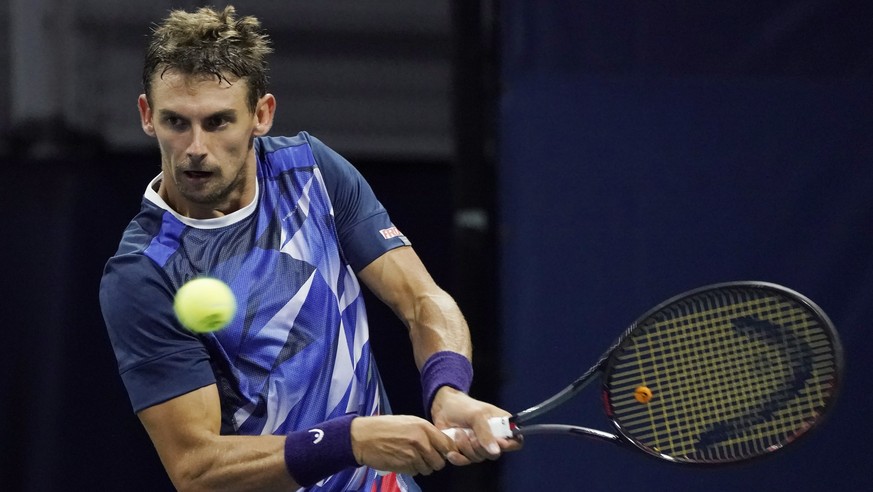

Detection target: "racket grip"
[377, 417, 513, 476]
[442, 416, 513, 440]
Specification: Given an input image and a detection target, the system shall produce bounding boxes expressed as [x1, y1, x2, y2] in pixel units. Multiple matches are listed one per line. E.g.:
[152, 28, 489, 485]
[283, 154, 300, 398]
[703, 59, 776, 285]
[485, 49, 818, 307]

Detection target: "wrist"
[420, 351, 473, 420]
[284, 414, 358, 487]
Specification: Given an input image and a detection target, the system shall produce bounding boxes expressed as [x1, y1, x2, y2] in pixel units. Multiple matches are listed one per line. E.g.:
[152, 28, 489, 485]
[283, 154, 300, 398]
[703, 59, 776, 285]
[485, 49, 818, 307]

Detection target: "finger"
[412, 454, 436, 476]
[445, 429, 477, 464]
[445, 450, 471, 466]
[497, 436, 523, 452]
[470, 417, 504, 459]
[418, 441, 448, 474]
[464, 435, 496, 463]
[422, 452, 446, 474]
[430, 427, 459, 459]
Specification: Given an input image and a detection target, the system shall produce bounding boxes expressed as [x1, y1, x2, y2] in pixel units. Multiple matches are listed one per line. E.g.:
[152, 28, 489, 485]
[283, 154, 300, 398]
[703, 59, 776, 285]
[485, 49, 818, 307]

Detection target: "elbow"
[164, 460, 214, 492]
[170, 477, 209, 492]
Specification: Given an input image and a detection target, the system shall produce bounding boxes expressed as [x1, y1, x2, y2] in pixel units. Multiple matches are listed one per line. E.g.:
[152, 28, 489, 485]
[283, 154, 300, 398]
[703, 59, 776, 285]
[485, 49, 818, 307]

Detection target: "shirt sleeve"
[306, 134, 411, 271]
[99, 252, 215, 413]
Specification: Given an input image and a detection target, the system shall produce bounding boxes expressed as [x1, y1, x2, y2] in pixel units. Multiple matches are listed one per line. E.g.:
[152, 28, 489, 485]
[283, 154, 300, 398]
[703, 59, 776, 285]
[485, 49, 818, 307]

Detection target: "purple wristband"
[284, 414, 358, 487]
[420, 351, 474, 420]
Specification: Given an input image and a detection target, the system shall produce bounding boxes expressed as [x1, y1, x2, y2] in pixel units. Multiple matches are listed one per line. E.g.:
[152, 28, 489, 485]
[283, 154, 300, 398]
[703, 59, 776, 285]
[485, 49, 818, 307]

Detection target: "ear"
[252, 93, 276, 137]
[138, 94, 156, 137]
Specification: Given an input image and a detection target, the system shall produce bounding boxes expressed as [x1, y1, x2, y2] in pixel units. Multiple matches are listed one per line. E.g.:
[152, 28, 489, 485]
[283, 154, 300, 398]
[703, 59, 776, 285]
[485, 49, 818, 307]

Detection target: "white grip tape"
[376, 417, 512, 476]
[442, 416, 513, 440]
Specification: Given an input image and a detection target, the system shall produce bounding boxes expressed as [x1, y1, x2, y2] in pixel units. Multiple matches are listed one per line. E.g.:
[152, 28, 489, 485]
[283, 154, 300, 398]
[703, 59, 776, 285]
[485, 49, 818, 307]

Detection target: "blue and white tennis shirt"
[100, 133, 419, 491]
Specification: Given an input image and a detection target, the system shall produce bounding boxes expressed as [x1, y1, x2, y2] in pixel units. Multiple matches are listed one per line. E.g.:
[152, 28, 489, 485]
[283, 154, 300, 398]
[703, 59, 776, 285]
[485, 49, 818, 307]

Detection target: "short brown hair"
[142, 5, 273, 112]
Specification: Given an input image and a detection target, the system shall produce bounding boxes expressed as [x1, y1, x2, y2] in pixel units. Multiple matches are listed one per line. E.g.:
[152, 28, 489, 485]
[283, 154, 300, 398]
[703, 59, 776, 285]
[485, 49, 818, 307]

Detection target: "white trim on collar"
[143, 173, 259, 229]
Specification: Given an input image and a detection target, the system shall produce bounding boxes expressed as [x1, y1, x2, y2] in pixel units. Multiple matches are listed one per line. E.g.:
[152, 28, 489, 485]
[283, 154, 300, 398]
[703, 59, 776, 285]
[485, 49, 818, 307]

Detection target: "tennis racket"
[446, 281, 843, 465]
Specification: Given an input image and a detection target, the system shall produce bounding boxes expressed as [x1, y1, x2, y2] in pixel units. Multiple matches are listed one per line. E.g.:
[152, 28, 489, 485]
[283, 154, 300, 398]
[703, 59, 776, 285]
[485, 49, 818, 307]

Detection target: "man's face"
[138, 70, 273, 218]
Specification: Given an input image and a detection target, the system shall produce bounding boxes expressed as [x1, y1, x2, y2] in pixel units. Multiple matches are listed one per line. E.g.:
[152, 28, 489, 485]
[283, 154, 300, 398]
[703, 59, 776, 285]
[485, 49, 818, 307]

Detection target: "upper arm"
[100, 254, 216, 412]
[356, 246, 439, 322]
[308, 134, 410, 271]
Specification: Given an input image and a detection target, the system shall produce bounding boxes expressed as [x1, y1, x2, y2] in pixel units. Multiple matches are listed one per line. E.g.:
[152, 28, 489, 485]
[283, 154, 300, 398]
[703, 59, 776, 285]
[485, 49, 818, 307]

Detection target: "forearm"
[188, 438, 292, 491]
[147, 430, 295, 492]
[357, 247, 475, 418]
[406, 289, 472, 368]
[157, 416, 459, 489]
[356, 247, 517, 460]
[357, 246, 473, 367]
[139, 386, 301, 492]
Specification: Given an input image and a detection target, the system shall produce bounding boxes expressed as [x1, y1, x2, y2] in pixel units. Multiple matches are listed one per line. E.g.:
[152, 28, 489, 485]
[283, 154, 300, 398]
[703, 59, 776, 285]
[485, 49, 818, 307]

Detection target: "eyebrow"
[157, 109, 238, 120]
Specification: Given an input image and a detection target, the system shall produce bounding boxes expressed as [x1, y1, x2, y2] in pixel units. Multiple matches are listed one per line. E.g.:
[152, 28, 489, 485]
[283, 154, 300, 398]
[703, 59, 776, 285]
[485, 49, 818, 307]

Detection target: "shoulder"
[255, 132, 336, 167]
[100, 248, 171, 314]
[255, 133, 357, 186]
[254, 131, 340, 157]
[100, 202, 178, 319]
[255, 133, 311, 155]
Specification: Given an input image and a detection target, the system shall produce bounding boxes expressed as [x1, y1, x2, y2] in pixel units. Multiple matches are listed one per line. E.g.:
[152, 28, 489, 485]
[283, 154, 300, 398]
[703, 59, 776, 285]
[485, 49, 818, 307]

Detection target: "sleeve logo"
[379, 226, 404, 240]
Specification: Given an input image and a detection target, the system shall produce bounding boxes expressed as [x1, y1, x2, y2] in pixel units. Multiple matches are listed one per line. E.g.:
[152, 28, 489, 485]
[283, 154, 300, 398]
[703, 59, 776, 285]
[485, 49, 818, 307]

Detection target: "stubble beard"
[169, 158, 247, 207]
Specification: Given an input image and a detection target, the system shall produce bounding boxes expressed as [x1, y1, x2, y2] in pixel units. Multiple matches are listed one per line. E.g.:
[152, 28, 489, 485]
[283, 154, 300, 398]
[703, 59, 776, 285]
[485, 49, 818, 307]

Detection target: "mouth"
[181, 170, 215, 184]
[184, 170, 212, 178]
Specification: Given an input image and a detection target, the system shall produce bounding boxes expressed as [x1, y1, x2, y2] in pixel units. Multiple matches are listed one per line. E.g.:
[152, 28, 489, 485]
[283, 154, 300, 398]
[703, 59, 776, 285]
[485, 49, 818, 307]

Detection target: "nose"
[186, 127, 207, 163]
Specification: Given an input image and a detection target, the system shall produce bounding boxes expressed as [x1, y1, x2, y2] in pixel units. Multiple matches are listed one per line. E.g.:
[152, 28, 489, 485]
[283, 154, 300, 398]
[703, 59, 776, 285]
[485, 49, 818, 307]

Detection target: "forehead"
[148, 69, 250, 112]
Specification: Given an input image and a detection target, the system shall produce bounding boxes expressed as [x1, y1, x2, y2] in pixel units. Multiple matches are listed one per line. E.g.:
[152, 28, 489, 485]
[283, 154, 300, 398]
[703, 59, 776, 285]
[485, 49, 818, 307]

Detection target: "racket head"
[601, 281, 842, 465]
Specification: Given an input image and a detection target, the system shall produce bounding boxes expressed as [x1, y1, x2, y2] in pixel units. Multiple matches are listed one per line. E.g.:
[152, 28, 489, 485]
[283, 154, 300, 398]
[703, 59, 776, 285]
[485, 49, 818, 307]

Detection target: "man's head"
[142, 5, 272, 113]
[137, 6, 277, 219]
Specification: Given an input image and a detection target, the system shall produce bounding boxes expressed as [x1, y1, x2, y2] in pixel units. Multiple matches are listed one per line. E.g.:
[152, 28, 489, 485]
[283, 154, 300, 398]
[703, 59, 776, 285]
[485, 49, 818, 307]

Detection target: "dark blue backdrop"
[497, 2, 873, 491]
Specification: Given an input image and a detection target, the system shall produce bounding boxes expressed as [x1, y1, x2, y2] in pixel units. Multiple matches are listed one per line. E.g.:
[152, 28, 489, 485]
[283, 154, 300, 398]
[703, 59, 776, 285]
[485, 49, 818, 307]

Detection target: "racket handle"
[377, 417, 513, 476]
[442, 416, 513, 440]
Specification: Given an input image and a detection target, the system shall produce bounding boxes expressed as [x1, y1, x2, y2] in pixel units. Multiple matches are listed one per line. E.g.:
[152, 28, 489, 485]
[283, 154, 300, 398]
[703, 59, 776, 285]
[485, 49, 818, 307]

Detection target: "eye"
[205, 115, 232, 130]
[163, 116, 188, 131]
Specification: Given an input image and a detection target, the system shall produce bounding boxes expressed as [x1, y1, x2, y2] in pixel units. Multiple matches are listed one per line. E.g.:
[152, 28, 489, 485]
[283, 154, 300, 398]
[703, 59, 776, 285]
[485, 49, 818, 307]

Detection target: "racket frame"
[505, 281, 843, 464]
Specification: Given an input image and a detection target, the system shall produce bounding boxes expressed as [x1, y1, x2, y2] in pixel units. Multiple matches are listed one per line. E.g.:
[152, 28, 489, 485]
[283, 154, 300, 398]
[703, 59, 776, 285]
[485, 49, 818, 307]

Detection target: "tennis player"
[99, 5, 518, 491]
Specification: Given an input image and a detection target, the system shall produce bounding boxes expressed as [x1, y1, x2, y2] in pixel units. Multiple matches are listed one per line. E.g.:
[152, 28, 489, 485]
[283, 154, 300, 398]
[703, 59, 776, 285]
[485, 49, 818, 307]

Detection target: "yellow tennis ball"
[173, 277, 237, 333]
[634, 385, 653, 404]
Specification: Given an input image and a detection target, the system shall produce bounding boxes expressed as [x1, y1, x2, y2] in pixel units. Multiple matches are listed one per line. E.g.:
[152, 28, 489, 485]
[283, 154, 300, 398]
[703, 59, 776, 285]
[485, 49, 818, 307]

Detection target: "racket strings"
[606, 288, 839, 463]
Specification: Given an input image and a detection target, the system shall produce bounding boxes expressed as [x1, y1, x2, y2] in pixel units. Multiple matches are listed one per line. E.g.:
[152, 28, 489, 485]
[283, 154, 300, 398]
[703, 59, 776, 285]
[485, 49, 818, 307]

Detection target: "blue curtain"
[498, 2, 873, 490]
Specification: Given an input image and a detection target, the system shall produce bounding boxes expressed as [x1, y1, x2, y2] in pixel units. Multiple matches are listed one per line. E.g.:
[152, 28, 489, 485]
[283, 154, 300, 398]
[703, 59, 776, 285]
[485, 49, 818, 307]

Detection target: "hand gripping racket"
[447, 281, 843, 464]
